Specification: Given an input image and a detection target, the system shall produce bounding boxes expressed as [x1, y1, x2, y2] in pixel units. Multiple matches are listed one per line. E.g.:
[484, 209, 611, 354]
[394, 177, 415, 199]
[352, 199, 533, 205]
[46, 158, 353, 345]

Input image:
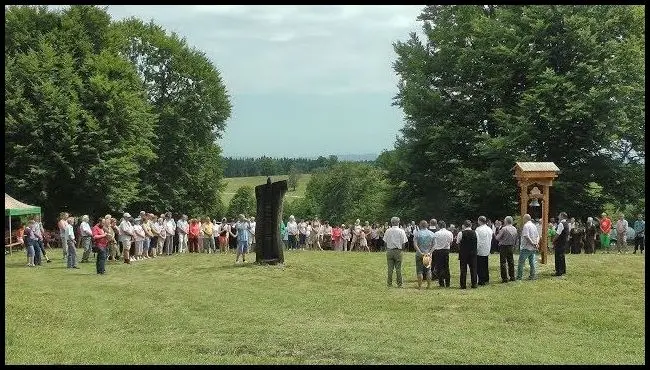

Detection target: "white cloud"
[102, 5, 425, 95]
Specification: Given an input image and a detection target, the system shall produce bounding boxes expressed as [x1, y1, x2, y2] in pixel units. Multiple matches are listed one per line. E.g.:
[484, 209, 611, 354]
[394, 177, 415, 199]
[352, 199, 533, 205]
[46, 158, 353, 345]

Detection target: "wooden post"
[519, 182, 528, 228]
[541, 185, 550, 264]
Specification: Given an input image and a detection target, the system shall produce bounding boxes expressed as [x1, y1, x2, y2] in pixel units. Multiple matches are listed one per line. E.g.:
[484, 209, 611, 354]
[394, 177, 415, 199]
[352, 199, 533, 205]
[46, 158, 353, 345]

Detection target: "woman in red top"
[92, 218, 109, 274]
[332, 224, 342, 251]
[599, 212, 612, 253]
[188, 219, 200, 253]
[218, 217, 230, 254]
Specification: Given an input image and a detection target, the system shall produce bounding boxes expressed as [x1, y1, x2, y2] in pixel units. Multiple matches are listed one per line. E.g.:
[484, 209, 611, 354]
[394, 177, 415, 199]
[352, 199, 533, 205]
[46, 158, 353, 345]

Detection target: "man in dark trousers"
[552, 212, 570, 276]
[496, 216, 518, 283]
[456, 220, 478, 289]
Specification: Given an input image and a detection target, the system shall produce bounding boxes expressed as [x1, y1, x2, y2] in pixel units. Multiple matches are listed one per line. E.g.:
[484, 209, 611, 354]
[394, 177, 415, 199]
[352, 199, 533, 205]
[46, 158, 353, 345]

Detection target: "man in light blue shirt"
[235, 214, 251, 264]
[633, 214, 644, 254]
[414, 220, 435, 289]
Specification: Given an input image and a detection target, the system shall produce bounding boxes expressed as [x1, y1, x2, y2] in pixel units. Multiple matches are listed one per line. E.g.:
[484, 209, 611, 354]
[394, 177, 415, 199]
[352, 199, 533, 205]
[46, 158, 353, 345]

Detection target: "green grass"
[4, 249, 645, 364]
[222, 174, 311, 206]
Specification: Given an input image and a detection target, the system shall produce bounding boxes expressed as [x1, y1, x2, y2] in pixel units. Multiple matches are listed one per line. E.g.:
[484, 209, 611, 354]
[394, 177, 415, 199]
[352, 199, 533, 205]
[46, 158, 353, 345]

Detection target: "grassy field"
[222, 174, 311, 206]
[4, 248, 645, 364]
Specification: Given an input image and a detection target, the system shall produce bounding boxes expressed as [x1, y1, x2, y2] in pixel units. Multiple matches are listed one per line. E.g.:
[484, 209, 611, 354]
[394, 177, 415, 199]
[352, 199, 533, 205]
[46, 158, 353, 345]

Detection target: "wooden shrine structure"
[512, 162, 560, 264]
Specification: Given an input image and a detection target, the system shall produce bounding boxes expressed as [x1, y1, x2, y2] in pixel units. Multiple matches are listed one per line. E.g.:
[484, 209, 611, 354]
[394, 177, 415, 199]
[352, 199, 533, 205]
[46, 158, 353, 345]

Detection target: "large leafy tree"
[5, 5, 156, 221]
[5, 5, 232, 224]
[112, 18, 231, 217]
[388, 5, 645, 222]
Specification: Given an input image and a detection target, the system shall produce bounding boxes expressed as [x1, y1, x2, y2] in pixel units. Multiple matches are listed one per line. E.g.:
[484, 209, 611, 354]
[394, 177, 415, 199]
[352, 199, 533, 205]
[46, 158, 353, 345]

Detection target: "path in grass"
[222, 174, 311, 205]
[4, 249, 645, 364]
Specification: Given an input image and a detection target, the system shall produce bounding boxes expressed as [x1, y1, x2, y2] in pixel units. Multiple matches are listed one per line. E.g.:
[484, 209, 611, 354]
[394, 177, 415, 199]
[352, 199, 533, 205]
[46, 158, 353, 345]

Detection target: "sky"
[100, 5, 426, 158]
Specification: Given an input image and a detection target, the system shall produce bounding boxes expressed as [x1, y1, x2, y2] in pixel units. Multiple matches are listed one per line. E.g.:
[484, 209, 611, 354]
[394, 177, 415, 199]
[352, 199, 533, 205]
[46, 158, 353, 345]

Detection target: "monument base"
[255, 258, 282, 265]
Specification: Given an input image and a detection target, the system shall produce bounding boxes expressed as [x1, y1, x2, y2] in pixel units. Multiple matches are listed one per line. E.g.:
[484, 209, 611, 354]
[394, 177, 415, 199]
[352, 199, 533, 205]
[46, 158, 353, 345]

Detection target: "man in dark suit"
[456, 220, 478, 289]
[552, 212, 569, 276]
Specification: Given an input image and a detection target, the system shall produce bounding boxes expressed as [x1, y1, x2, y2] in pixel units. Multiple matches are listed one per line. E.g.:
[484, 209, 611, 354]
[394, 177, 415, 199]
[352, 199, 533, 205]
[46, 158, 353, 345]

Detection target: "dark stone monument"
[254, 177, 288, 265]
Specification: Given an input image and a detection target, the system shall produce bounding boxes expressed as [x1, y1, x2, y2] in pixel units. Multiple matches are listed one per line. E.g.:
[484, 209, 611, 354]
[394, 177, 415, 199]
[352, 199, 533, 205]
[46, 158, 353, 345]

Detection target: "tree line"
[223, 155, 349, 178]
[5, 5, 231, 226]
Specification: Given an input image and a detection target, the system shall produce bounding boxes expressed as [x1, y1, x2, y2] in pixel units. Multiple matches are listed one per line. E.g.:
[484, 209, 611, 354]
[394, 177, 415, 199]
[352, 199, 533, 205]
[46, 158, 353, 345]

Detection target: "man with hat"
[119, 213, 134, 264]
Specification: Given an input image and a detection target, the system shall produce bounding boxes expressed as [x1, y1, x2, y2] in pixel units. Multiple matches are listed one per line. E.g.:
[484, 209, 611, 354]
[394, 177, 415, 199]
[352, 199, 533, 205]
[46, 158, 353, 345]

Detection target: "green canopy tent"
[5, 194, 41, 252]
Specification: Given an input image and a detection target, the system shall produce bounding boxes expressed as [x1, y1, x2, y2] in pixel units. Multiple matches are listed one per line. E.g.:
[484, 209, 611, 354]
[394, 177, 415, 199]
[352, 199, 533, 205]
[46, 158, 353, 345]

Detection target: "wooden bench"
[5, 241, 23, 255]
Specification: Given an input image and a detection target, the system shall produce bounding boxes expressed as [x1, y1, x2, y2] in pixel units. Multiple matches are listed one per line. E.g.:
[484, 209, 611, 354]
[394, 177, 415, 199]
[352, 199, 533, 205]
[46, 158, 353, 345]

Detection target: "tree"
[288, 165, 300, 191]
[4, 5, 232, 225]
[227, 186, 256, 219]
[299, 163, 390, 225]
[259, 156, 279, 177]
[5, 5, 156, 223]
[388, 5, 645, 222]
[111, 17, 232, 216]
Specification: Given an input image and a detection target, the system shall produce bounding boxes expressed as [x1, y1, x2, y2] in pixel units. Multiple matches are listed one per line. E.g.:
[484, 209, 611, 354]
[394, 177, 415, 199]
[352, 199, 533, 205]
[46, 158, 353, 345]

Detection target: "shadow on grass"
[216, 262, 258, 270]
[215, 262, 288, 271]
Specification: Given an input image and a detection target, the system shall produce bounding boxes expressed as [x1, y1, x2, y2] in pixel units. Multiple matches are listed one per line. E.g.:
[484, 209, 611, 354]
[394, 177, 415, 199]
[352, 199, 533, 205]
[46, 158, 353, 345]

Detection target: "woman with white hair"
[350, 219, 362, 251]
[286, 215, 298, 250]
[585, 217, 597, 254]
[341, 224, 351, 251]
[79, 215, 94, 263]
[133, 218, 145, 261]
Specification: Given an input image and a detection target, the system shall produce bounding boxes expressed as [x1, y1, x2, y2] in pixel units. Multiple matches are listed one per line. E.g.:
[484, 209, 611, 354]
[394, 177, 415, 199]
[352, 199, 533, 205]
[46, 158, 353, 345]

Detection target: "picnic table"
[5, 235, 24, 255]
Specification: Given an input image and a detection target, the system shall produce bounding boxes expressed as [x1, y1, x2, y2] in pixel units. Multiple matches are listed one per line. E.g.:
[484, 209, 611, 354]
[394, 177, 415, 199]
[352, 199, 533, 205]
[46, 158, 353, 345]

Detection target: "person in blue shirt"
[413, 220, 436, 289]
[235, 214, 251, 264]
[633, 214, 645, 254]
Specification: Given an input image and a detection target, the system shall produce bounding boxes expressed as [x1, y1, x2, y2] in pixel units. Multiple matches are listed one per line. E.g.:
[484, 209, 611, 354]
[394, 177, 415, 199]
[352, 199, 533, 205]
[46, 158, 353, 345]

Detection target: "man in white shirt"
[164, 213, 176, 255]
[383, 216, 408, 288]
[475, 216, 494, 285]
[176, 215, 189, 253]
[65, 216, 79, 269]
[432, 221, 454, 287]
[79, 215, 94, 263]
[517, 214, 540, 280]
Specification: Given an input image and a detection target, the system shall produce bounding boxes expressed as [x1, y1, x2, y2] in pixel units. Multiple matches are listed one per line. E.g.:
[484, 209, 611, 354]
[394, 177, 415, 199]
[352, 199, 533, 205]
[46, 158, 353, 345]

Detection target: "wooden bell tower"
[512, 162, 560, 264]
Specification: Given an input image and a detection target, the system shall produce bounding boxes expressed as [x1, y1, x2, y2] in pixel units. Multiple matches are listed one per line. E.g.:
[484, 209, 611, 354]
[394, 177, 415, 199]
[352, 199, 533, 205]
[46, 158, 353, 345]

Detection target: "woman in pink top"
[188, 219, 200, 253]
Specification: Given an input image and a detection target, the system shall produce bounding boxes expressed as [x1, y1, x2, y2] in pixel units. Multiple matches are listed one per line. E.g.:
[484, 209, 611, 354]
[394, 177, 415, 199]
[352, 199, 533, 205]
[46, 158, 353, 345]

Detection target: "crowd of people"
[17, 212, 261, 274]
[376, 211, 644, 289]
[12, 209, 645, 287]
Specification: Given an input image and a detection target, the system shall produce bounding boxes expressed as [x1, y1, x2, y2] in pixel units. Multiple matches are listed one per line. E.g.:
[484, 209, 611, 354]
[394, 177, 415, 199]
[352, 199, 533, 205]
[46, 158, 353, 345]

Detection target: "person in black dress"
[456, 220, 478, 289]
[585, 217, 597, 254]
